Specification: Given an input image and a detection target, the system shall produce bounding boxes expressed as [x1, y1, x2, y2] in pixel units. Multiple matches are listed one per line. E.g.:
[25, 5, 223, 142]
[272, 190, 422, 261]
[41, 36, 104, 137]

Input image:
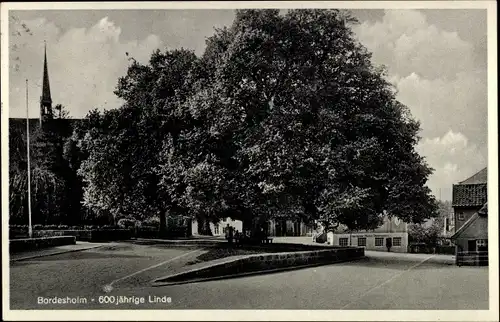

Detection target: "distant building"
[191, 218, 243, 237]
[9, 43, 81, 150]
[452, 167, 487, 231]
[267, 219, 314, 237]
[450, 168, 488, 265]
[10, 43, 66, 129]
[331, 215, 409, 253]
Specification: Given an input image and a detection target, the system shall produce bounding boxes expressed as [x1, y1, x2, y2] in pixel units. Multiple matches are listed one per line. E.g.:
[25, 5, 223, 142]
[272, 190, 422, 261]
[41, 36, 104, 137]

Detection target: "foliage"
[75, 49, 198, 234]
[408, 200, 451, 245]
[46, 9, 438, 232]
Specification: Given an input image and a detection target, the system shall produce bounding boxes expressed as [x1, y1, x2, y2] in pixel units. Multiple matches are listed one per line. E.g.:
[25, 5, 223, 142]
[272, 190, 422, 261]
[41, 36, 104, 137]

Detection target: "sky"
[7, 8, 489, 201]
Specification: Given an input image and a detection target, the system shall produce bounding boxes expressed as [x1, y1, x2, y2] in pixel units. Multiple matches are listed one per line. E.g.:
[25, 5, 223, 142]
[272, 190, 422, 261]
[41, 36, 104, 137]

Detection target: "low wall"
[154, 247, 364, 285]
[10, 236, 76, 253]
[34, 230, 92, 241]
[15, 229, 133, 242]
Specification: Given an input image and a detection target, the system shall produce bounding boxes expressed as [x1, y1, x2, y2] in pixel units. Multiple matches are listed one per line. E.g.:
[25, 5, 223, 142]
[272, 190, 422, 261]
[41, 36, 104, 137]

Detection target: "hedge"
[10, 225, 190, 241]
[10, 236, 76, 253]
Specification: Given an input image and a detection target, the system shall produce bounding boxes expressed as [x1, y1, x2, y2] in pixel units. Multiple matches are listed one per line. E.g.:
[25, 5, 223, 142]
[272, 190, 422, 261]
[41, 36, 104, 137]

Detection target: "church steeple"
[40, 41, 52, 125]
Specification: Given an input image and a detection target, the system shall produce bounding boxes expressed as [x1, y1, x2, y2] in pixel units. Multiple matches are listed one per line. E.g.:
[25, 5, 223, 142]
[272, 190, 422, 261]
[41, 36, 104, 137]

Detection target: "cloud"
[9, 16, 163, 119]
[353, 9, 487, 200]
[391, 70, 487, 147]
[354, 9, 477, 80]
[417, 130, 487, 201]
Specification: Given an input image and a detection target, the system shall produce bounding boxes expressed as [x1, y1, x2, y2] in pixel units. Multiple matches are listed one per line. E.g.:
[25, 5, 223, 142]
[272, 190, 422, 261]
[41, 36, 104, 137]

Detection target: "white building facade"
[330, 216, 409, 253]
[191, 217, 243, 236]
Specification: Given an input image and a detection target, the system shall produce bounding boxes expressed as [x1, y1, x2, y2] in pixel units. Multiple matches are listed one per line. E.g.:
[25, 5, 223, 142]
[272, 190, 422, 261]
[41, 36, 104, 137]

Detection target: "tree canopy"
[73, 9, 438, 234]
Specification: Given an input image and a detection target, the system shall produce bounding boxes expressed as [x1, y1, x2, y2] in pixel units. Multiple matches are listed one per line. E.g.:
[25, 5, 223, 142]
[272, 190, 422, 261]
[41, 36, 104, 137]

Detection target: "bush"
[436, 245, 455, 255]
[10, 236, 76, 253]
[117, 218, 138, 229]
[90, 228, 133, 241]
[142, 216, 160, 228]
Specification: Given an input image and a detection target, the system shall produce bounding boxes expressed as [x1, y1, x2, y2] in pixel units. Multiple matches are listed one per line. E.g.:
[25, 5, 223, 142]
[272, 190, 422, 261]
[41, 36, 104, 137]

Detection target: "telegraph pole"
[26, 79, 33, 238]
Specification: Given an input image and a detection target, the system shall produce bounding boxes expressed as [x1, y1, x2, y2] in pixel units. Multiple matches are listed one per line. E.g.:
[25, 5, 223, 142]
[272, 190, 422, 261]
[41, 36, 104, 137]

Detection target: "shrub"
[10, 236, 76, 253]
[142, 216, 160, 228]
[117, 218, 137, 229]
[90, 228, 133, 241]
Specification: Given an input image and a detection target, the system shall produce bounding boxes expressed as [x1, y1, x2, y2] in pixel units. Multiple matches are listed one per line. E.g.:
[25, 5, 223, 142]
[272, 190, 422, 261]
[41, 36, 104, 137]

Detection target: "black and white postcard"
[1, 1, 498, 321]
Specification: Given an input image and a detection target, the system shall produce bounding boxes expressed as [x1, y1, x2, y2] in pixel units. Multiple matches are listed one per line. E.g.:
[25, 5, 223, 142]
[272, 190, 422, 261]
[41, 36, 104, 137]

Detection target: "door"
[293, 221, 300, 236]
[386, 237, 392, 252]
[467, 240, 477, 252]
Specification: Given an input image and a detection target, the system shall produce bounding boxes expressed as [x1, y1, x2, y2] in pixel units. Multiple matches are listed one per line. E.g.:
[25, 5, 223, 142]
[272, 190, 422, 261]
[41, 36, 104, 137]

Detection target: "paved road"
[9, 241, 488, 310]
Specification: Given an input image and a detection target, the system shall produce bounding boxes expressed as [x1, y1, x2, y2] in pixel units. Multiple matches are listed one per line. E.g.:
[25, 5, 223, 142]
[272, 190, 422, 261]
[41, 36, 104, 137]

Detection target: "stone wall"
[154, 246, 365, 285]
[10, 236, 76, 253]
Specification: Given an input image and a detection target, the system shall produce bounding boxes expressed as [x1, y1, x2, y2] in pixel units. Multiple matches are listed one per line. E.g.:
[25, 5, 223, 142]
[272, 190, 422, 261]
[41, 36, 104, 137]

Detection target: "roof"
[459, 167, 487, 184]
[452, 183, 487, 207]
[450, 213, 478, 239]
[450, 203, 487, 240]
[452, 168, 487, 207]
[478, 202, 488, 215]
[41, 43, 52, 106]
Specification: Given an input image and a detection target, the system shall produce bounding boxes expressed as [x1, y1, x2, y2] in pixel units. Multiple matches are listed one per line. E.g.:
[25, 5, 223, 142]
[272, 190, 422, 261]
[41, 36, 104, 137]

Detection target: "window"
[393, 237, 402, 247]
[375, 237, 384, 247]
[458, 212, 465, 220]
[339, 238, 349, 246]
[357, 237, 367, 247]
[477, 239, 488, 247]
[214, 225, 220, 235]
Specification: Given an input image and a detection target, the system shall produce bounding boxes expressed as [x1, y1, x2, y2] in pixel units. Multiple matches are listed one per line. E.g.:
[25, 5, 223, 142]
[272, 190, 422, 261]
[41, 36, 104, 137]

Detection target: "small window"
[477, 239, 488, 247]
[357, 237, 366, 247]
[393, 237, 402, 247]
[375, 237, 384, 246]
[458, 212, 465, 220]
[214, 225, 219, 235]
[339, 238, 349, 246]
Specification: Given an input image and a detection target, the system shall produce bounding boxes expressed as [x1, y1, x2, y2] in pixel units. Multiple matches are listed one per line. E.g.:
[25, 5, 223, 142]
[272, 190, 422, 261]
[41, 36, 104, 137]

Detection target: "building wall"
[332, 216, 409, 252]
[268, 219, 314, 237]
[330, 232, 409, 253]
[191, 218, 243, 236]
[452, 215, 488, 267]
[454, 207, 479, 232]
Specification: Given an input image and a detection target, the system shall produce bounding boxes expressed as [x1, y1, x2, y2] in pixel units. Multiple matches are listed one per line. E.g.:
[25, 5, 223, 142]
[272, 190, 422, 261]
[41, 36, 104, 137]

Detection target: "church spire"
[40, 41, 52, 124]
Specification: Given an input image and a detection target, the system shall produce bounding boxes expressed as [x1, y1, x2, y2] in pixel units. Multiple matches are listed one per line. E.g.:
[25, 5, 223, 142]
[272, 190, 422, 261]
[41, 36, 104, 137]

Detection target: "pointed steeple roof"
[41, 41, 52, 106]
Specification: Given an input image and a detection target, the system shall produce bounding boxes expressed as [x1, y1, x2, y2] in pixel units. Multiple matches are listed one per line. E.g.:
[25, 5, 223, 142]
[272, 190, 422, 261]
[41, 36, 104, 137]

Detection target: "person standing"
[226, 224, 234, 244]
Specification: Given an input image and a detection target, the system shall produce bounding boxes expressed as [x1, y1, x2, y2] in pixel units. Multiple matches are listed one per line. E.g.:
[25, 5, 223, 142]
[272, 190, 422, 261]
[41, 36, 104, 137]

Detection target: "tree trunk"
[159, 210, 167, 238]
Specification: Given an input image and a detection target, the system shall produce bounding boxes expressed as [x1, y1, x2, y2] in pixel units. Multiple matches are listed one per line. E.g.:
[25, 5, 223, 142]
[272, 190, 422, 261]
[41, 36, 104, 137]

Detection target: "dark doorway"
[293, 221, 301, 236]
[468, 240, 477, 252]
[275, 220, 286, 237]
[386, 237, 392, 252]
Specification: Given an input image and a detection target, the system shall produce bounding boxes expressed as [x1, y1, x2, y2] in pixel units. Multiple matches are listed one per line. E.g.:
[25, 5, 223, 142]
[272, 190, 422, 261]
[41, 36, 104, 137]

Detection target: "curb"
[365, 254, 455, 266]
[152, 248, 365, 286]
[153, 256, 367, 286]
[134, 238, 224, 245]
[10, 244, 105, 262]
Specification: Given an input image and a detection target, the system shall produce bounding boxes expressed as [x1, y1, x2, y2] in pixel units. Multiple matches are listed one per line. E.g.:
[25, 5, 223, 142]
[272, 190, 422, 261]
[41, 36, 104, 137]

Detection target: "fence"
[456, 251, 488, 266]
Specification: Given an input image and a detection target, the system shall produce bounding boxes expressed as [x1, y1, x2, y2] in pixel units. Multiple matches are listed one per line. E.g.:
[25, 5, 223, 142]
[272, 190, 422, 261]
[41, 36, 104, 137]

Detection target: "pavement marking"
[102, 248, 204, 293]
[341, 255, 435, 309]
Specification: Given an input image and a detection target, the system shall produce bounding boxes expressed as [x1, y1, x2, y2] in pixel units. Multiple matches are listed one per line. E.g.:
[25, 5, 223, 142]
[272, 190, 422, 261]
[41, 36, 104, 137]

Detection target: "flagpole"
[26, 79, 33, 239]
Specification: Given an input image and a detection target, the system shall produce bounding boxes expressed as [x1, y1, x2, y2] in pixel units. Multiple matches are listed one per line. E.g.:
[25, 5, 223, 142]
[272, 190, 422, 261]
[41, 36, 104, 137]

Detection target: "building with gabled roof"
[451, 168, 488, 265]
[452, 167, 487, 231]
